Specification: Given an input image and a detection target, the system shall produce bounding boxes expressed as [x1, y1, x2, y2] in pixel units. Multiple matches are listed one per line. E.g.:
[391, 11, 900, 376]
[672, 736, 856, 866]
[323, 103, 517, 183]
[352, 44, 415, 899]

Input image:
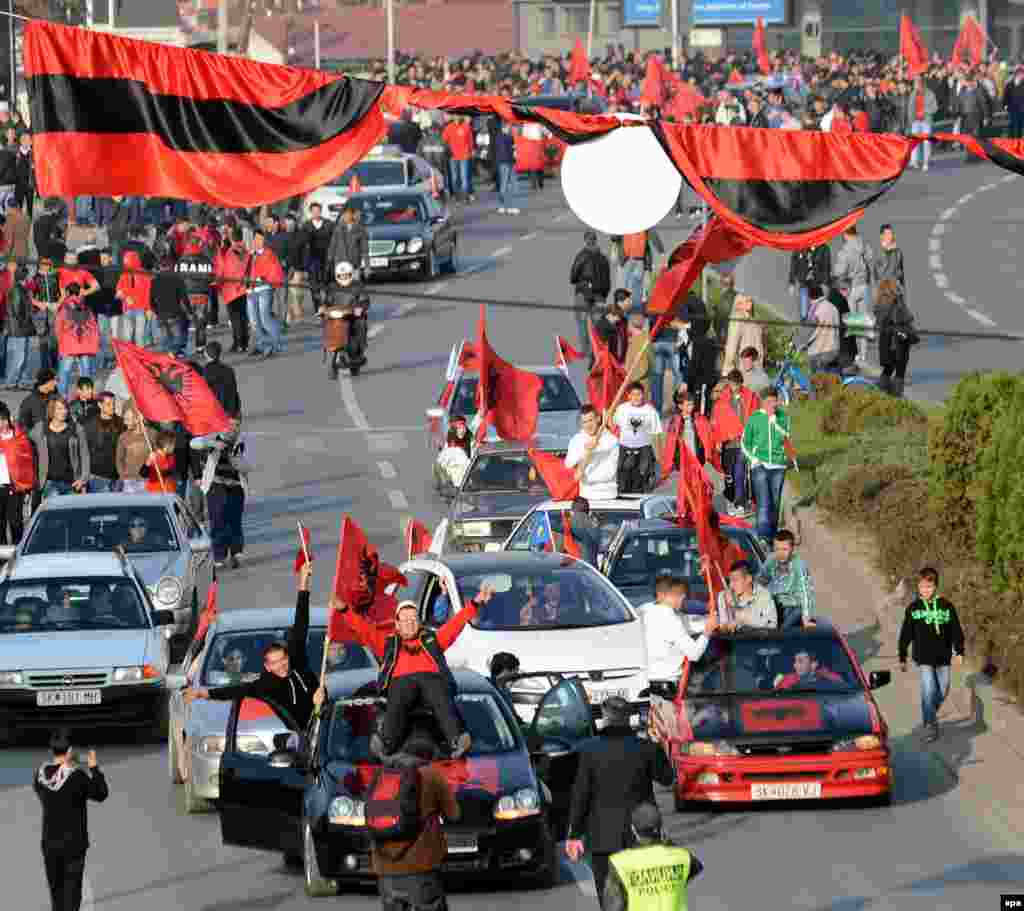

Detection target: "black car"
[602, 518, 768, 608]
[436, 442, 569, 554]
[215, 669, 597, 895]
[348, 190, 457, 281]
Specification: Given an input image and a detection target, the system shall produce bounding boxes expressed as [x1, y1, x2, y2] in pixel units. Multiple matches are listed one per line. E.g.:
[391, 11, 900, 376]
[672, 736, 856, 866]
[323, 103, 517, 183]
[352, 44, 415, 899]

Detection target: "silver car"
[0, 494, 214, 650]
[166, 606, 377, 813]
[0, 552, 175, 745]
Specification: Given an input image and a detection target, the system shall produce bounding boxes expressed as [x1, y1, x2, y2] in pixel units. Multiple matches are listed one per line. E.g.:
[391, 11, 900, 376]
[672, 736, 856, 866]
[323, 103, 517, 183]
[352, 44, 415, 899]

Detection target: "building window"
[540, 6, 557, 35]
[566, 5, 588, 34]
[604, 4, 621, 33]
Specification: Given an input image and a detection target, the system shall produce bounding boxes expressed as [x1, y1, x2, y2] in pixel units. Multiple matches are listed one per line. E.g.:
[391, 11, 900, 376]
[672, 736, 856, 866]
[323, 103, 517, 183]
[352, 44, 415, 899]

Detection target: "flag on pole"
[193, 579, 219, 644]
[528, 448, 579, 501]
[555, 335, 584, 373]
[568, 37, 591, 86]
[899, 14, 929, 77]
[952, 15, 986, 67]
[294, 523, 312, 573]
[405, 518, 433, 559]
[561, 511, 582, 559]
[332, 515, 369, 607]
[753, 18, 772, 76]
[475, 305, 543, 443]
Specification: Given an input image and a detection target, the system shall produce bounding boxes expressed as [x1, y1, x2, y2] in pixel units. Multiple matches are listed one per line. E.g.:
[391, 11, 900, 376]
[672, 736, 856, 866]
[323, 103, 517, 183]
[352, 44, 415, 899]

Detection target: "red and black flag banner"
[587, 322, 625, 414]
[528, 448, 580, 502]
[935, 134, 1024, 178]
[475, 305, 543, 443]
[25, 21, 387, 206]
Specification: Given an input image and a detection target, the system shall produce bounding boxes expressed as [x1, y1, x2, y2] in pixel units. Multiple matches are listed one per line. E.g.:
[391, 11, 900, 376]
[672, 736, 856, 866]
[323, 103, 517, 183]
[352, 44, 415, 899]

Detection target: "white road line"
[492, 246, 513, 257]
[367, 325, 384, 339]
[957, 194, 974, 205]
[396, 301, 418, 316]
[940, 207, 957, 220]
[945, 292, 966, 306]
[928, 254, 942, 270]
[459, 262, 489, 277]
[966, 309, 998, 327]
[425, 282, 446, 295]
[521, 232, 538, 241]
[377, 461, 397, 479]
[339, 376, 370, 430]
[1003, 174, 1018, 183]
[980, 183, 998, 192]
[931, 223, 946, 236]
[928, 238, 942, 252]
[934, 273, 949, 288]
[388, 490, 409, 510]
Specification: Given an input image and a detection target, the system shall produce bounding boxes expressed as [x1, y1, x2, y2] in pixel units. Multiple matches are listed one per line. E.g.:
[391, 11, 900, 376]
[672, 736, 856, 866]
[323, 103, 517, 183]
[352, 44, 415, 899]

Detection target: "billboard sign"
[693, 0, 787, 25]
[623, 0, 663, 27]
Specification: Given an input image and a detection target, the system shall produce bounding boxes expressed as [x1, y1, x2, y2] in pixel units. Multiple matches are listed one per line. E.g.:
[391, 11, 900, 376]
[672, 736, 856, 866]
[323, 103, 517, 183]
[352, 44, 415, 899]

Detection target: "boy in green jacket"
[741, 388, 792, 543]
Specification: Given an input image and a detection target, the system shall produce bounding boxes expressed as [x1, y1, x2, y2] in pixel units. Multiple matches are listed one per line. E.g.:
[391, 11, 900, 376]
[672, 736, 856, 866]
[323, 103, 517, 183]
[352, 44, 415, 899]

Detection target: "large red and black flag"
[475, 305, 544, 443]
[587, 322, 626, 414]
[24, 20, 387, 206]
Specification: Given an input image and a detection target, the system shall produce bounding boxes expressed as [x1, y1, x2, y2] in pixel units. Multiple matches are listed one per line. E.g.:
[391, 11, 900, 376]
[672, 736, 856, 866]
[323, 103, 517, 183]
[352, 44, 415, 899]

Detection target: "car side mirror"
[869, 670, 891, 690]
[273, 732, 306, 752]
[151, 609, 175, 627]
[191, 534, 212, 553]
[268, 749, 301, 769]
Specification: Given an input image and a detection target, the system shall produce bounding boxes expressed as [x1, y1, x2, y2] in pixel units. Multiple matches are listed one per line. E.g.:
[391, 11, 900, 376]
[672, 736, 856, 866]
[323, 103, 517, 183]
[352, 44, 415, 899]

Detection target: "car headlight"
[461, 521, 492, 538]
[684, 740, 739, 757]
[0, 670, 24, 686]
[408, 237, 424, 253]
[494, 788, 541, 820]
[832, 735, 883, 752]
[154, 577, 183, 606]
[329, 796, 366, 825]
[395, 241, 407, 254]
[113, 665, 162, 682]
[198, 735, 226, 755]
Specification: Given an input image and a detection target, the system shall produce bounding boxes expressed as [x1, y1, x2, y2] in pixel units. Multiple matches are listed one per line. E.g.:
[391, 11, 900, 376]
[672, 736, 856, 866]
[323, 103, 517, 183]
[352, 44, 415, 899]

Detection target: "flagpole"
[587, 0, 595, 58]
[601, 337, 652, 426]
[297, 521, 311, 566]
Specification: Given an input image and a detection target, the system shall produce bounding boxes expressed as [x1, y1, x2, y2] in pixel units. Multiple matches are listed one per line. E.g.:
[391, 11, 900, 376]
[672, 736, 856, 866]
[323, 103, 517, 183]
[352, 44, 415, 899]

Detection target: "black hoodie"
[34, 761, 109, 852]
[898, 597, 965, 667]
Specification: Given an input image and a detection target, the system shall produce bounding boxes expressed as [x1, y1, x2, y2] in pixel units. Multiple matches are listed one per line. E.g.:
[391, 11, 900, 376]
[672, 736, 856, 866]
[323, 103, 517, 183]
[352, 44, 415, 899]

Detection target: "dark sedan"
[348, 190, 457, 280]
[215, 669, 596, 895]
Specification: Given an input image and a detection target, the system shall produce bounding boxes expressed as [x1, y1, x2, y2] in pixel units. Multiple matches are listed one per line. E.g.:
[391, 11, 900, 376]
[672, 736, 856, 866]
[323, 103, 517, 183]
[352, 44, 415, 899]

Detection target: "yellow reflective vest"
[608, 844, 691, 911]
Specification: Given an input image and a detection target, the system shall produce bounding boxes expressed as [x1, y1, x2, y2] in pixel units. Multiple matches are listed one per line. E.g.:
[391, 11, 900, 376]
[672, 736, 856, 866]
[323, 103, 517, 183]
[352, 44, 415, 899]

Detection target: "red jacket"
[215, 246, 248, 304]
[0, 426, 37, 492]
[711, 387, 760, 447]
[244, 248, 286, 287]
[442, 122, 475, 161]
[145, 452, 177, 493]
[116, 252, 152, 312]
[59, 266, 99, 297]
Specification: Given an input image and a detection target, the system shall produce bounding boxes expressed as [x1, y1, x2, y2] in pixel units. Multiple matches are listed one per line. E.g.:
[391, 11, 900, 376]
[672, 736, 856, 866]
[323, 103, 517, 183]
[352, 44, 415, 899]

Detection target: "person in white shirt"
[613, 382, 662, 494]
[435, 427, 470, 489]
[564, 404, 619, 500]
[716, 560, 777, 630]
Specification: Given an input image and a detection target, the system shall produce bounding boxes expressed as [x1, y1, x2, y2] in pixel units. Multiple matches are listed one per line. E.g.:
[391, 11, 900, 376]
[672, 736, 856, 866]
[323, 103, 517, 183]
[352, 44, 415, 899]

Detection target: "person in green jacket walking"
[741, 387, 791, 543]
[602, 803, 703, 911]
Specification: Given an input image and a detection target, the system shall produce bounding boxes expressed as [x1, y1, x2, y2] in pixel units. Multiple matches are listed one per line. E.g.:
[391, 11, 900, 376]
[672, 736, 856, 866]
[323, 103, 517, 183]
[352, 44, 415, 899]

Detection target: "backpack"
[364, 766, 422, 852]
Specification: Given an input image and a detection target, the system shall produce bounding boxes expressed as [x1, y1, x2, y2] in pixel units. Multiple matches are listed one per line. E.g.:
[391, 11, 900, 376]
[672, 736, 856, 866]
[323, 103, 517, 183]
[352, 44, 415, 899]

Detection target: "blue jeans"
[97, 315, 117, 368]
[798, 286, 810, 321]
[3, 336, 30, 386]
[722, 446, 747, 507]
[919, 664, 950, 727]
[497, 163, 515, 207]
[650, 339, 683, 415]
[622, 259, 645, 312]
[75, 196, 93, 224]
[246, 287, 282, 354]
[453, 159, 473, 197]
[118, 311, 147, 346]
[750, 465, 787, 542]
[88, 478, 115, 493]
[779, 602, 804, 629]
[58, 355, 96, 398]
[43, 480, 75, 499]
[159, 316, 189, 357]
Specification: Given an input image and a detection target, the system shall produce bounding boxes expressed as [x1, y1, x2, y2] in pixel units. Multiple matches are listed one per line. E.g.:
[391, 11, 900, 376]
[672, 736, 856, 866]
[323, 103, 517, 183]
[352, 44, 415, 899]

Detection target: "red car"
[652, 619, 893, 807]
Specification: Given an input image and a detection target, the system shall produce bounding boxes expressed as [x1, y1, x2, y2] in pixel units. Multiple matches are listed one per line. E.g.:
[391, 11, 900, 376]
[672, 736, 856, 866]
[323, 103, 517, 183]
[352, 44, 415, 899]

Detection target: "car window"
[0, 577, 149, 633]
[202, 628, 346, 685]
[531, 680, 593, 742]
[331, 161, 406, 187]
[453, 565, 633, 631]
[507, 511, 550, 552]
[23, 505, 179, 554]
[685, 637, 860, 697]
[349, 195, 426, 225]
[462, 452, 562, 495]
[455, 375, 579, 415]
[450, 376, 479, 418]
[609, 529, 758, 588]
[176, 503, 203, 539]
[235, 697, 297, 751]
[327, 692, 516, 761]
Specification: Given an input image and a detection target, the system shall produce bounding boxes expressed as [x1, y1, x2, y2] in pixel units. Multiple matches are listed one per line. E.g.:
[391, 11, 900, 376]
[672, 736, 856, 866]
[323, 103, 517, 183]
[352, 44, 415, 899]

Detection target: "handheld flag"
[586, 322, 625, 415]
[899, 14, 929, 77]
[349, 174, 363, 193]
[193, 579, 219, 644]
[528, 448, 580, 502]
[561, 511, 582, 559]
[555, 335, 584, 373]
[952, 15, 986, 68]
[332, 515, 369, 608]
[294, 522, 312, 573]
[405, 518, 433, 559]
[753, 18, 772, 76]
[475, 305, 543, 443]
[568, 38, 591, 86]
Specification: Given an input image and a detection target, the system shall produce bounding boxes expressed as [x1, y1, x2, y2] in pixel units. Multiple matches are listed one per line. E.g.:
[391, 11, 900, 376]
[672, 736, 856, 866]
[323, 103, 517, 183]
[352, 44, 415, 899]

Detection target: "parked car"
[166, 605, 376, 813]
[0, 493, 213, 655]
[0, 551, 174, 745]
[214, 669, 597, 894]
[657, 619, 893, 808]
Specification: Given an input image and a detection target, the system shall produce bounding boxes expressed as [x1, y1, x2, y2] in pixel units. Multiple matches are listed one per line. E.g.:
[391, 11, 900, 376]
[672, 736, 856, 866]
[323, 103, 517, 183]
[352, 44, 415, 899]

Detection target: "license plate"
[584, 685, 629, 702]
[370, 257, 388, 267]
[36, 689, 102, 707]
[446, 834, 478, 854]
[484, 542, 502, 552]
[751, 782, 821, 800]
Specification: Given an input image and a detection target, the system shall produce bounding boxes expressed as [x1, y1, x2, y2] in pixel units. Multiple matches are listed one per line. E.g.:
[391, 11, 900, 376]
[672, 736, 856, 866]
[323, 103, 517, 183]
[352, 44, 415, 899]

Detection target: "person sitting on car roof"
[716, 561, 777, 631]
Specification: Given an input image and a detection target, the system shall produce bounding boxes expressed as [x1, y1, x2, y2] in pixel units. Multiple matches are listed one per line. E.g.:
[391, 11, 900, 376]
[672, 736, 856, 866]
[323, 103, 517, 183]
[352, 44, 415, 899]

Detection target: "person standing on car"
[368, 729, 460, 911]
[602, 803, 703, 911]
[566, 404, 620, 501]
[565, 696, 674, 905]
[34, 730, 108, 911]
[570, 230, 612, 361]
[567, 496, 603, 567]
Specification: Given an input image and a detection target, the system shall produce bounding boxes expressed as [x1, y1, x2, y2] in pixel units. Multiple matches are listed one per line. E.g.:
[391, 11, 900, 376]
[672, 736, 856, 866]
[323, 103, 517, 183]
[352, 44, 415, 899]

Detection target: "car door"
[524, 677, 595, 839]
[174, 501, 211, 620]
[218, 695, 307, 856]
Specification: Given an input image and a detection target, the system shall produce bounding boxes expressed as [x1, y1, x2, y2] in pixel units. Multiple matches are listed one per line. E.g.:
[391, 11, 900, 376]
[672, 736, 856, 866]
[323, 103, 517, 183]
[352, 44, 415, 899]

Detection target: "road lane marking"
[931, 223, 945, 236]
[492, 246, 513, 257]
[929, 238, 941, 252]
[339, 376, 370, 430]
[957, 194, 974, 205]
[388, 490, 409, 510]
[946, 292, 965, 306]
[928, 254, 942, 270]
[940, 207, 957, 220]
[933, 273, 949, 288]
[967, 309, 998, 327]
[521, 232, 538, 240]
[426, 282, 446, 295]
[377, 461, 397, 479]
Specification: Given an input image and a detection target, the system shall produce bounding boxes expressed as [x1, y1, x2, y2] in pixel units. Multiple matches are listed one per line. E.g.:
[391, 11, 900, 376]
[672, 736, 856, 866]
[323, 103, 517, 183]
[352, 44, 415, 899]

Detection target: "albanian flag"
[331, 515, 407, 637]
[476, 305, 543, 443]
[899, 15, 929, 78]
[55, 299, 100, 357]
[952, 15, 987, 68]
[528, 448, 579, 502]
[587, 323, 626, 414]
[193, 580, 219, 645]
[753, 18, 772, 76]
[555, 335, 584, 373]
[294, 523, 313, 574]
[25, 20, 387, 207]
[113, 340, 232, 437]
[568, 38, 591, 86]
[405, 518, 433, 559]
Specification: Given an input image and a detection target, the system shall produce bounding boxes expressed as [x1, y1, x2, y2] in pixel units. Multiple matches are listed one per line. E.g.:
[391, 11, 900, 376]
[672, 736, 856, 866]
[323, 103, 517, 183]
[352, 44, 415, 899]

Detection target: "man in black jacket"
[150, 257, 192, 358]
[788, 243, 831, 321]
[202, 341, 241, 418]
[34, 730, 109, 911]
[90, 249, 122, 370]
[570, 231, 612, 361]
[185, 563, 322, 728]
[83, 392, 124, 492]
[33, 199, 67, 264]
[327, 205, 370, 281]
[565, 696, 675, 903]
[18, 368, 58, 433]
[301, 203, 334, 306]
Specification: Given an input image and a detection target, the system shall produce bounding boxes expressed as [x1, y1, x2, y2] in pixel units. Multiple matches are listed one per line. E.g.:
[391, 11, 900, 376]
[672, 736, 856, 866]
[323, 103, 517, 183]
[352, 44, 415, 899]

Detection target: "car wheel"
[864, 789, 893, 808]
[183, 745, 212, 814]
[303, 821, 338, 897]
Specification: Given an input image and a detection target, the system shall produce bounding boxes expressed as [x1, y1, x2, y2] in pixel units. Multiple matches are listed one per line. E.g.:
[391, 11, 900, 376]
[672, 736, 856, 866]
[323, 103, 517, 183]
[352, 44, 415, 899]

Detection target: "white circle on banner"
[560, 126, 682, 235]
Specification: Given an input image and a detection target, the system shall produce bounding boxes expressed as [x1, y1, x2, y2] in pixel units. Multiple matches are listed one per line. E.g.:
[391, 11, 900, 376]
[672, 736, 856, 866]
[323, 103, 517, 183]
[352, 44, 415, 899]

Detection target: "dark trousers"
[380, 672, 463, 753]
[591, 852, 612, 902]
[1010, 110, 1024, 139]
[881, 346, 911, 382]
[378, 870, 447, 911]
[189, 295, 209, 350]
[206, 484, 244, 562]
[227, 296, 249, 351]
[0, 485, 25, 546]
[721, 445, 748, 507]
[43, 848, 87, 911]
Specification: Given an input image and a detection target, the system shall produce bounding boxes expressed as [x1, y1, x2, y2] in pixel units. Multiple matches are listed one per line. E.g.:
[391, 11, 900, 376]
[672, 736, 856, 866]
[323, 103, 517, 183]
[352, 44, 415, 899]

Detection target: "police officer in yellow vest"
[603, 803, 703, 911]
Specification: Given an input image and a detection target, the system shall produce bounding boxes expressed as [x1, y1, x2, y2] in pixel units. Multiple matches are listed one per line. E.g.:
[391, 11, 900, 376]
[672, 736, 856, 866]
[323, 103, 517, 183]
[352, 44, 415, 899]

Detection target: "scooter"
[321, 298, 368, 378]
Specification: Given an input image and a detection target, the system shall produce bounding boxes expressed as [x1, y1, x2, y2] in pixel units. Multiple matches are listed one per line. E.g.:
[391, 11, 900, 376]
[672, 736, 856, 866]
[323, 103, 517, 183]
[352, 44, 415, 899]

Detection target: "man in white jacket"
[564, 404, 620, 500]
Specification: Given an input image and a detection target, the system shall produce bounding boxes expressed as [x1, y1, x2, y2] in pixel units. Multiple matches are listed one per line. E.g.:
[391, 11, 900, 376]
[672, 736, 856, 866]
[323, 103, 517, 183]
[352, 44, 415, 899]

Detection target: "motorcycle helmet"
[336, 261, 355, 284]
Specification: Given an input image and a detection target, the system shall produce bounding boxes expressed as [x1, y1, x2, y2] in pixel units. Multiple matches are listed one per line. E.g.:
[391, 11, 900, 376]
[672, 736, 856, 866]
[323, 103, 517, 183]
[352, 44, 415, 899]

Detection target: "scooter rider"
[319, 262, 369, 378]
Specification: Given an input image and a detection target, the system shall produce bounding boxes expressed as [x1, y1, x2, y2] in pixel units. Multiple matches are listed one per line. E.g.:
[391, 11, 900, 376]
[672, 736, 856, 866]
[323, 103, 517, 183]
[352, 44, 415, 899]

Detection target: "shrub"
[818, 464, 915, 524]
[820, 385, 928, 436]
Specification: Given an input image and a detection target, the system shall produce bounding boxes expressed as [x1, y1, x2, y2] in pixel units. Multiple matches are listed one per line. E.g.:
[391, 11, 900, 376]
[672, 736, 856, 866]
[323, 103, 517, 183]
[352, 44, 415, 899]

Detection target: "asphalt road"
[3, 173, 1023, 910]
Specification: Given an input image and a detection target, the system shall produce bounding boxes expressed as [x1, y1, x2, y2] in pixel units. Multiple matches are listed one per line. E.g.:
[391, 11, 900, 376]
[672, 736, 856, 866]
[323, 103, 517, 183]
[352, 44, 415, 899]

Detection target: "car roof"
[326, 667, 494, 699]
[419, 551, 585, 576]
[36, 493, 178, 512]
[6, 552, 130, 580]
[529, 495, 669, 511]
[349, 187, 429, 200]
[624, 518, 755, 534]
[208, 606, 331, 632]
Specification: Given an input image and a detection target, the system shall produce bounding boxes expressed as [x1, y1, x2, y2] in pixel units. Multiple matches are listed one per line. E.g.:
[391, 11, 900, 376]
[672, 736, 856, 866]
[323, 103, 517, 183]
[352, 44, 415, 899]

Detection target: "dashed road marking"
[521, 232, 538, 240]
[946, 292, 965, 306]
[928, 238, 942, 252]
[940, 207, 957, 220]
[931, 223, 945, 236]
[425, 282, 446, 295]
[388, 490, 409, 510]
[933, 273, 949, 288]
[967, 309, 998, 327]
[339, 376, 370, 430]
[493, 245, 513, 257]
[957, 194, 975, 205]
[377, 461, 397, 479]
[928, 254, 942, 270]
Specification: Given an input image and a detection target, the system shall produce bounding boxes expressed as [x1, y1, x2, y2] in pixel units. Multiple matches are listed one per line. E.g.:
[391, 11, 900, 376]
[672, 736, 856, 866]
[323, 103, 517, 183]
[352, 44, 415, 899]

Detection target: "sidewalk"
[796, 500, 1024, 845]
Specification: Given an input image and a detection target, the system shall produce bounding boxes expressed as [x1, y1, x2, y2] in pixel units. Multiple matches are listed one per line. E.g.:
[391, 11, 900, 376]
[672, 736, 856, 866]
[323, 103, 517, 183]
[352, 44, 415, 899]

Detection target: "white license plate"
[584, 686, 630, 702]
[37, 689, 102, 707]
[370, 257, 388, 267]
[484, 542, 502, 552]
[751, 782, 821, 800]
[446, 834, 478, 854]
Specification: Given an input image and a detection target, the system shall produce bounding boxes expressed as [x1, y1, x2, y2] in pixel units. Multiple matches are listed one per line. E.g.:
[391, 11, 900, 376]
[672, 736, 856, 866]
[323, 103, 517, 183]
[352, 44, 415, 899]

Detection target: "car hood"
[125, 552, 184, 585]
[0, 629, 152, 669]
[452, 491, 550, 521]
[367, 224, 427, 242]
[684, 691, 876, 741]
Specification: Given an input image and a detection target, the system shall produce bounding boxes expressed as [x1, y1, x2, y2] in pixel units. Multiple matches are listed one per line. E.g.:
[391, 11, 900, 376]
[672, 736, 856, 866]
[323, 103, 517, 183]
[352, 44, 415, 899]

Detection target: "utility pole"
[217, 0, 228, 53]
[671, 0, 679, 68]
[587, 0, 595, 57]
[386, 0, 395, 84]
[314, 18, 320, 69]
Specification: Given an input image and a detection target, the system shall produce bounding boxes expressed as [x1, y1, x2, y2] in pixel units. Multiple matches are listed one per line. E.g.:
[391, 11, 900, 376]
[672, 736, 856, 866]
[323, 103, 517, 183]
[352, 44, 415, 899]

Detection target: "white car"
[394, 552, 649, 722]
[0, 552, 174, 745]
[303, 145, 444, 219]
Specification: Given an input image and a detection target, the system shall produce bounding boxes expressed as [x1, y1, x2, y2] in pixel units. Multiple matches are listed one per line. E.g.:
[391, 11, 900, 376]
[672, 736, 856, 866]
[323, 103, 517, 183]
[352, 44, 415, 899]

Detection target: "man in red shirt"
[332, 581, 494, 759]
[243, 228, 286, 359]
[57, 251, 100, 300]
[441, 115, 475, 203]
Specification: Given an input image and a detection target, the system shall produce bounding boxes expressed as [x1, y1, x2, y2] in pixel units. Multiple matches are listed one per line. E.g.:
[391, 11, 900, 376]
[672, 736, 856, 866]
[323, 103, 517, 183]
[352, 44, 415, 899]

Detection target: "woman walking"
[874, 278, 918, 398]
[29, 399, 90, 498]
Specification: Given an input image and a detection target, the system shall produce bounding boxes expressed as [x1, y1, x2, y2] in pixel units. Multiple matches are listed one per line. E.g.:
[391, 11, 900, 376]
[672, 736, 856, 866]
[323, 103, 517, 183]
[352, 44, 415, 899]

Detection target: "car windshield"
[0, 577, 149, 633]
[331, 161, 406, 187]
[349, 195, 426, 225]
[327, 692, 517, 761]
[453, 375, 579, 418]
[685, 637, 861, 696]
[23, 506, 178, 554]
[444, 565, 633, 631]
[609, 528, 759, 588]
[462, 452, 565, 494]
[201, 628, 371, 685]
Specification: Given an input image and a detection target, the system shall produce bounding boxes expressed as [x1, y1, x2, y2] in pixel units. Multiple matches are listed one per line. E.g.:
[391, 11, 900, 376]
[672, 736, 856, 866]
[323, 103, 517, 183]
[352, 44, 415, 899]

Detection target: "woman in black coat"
[874, 278, 918, 398]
